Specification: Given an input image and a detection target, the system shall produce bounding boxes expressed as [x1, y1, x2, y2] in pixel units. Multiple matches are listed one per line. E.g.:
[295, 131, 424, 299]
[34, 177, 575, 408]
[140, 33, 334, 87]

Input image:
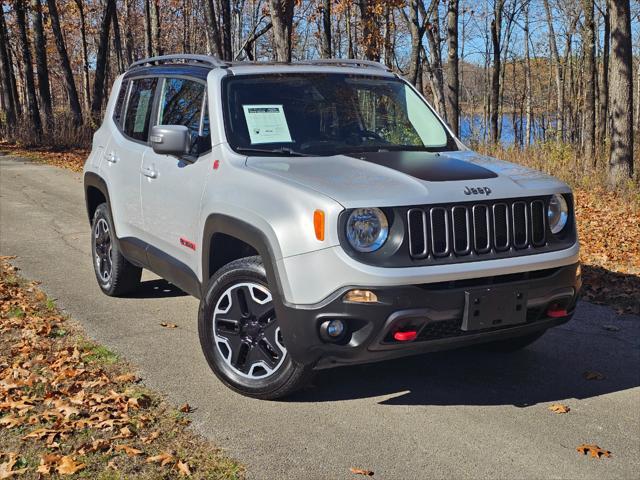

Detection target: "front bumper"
[278, 263, 581, 368]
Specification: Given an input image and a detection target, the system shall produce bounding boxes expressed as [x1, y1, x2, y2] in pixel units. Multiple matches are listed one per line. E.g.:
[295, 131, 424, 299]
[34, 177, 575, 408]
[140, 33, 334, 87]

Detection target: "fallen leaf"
[583, 371, 605, 380]
[56, 456, 85, 475]
[0, 453, 27, 479]
[160, 322, 178, 329]
[350, 467, 374, 476]
[107, 459, 118, 470]
[147, 452, 175, 466]
[576, 444, 612, 459]
[0, 416, 23, 428]
[601, 324, 620, 332]
[141, 430, 160, 444]
[548, 404, 570, 414]
[176, 460, 191, 476]
[179, 403, 191, 413]
[114, 444, 143, 456]
[36, 454, 61, 475]
[115, 373, 138, 383]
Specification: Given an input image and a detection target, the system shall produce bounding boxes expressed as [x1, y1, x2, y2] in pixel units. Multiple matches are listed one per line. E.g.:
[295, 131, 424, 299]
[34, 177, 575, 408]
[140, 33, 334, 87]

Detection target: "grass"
[0, 258, 245, 479]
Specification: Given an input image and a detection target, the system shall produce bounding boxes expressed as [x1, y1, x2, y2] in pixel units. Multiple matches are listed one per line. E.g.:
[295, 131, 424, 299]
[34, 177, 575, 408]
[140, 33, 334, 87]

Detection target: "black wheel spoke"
[215, 317, 241, 336]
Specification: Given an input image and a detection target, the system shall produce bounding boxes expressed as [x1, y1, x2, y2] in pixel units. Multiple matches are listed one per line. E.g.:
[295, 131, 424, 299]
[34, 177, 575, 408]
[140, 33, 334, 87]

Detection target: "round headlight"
[346, 208, 389, 252]
[547, 194, 569, 234]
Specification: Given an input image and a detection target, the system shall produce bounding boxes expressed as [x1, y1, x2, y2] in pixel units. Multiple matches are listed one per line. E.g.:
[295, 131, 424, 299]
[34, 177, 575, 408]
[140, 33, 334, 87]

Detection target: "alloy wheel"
[94, 218, 113, 283]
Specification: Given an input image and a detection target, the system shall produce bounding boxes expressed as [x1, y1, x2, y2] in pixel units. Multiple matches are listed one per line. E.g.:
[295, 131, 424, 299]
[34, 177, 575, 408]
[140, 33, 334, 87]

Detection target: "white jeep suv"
[84, 54, 581, 399]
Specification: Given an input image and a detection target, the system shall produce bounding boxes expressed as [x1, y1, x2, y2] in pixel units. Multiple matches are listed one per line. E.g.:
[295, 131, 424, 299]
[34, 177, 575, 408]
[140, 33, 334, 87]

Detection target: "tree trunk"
[598, 2, 610, 147]
[91, 0, 116, 124]
[144, 0, 153, 57]
[268, 0, 295, 62]
[221, 0, 232, 60]
[358, 0, 381, 61]
[14, 0, 42, 139]
[0, 3, 18, 127]
[123, 0, 135, 64]
[404, 0, 425, 87]
[111, 6, 126, 73]
[321, 0, 332, 58]
[31, 0, 53, 129]
[607, 0, 634, 184]
[150, 0, 161, 56]
[582, 0, 596, 160]
[204, 0, 223, 57]
[74, 0, 91, 112]
[542, 0, 564, 142]
[489, 1, 504, 144]
[47, 0, 82, 125]
[445, 0, 459, 136]
[524, 2, 532, 147]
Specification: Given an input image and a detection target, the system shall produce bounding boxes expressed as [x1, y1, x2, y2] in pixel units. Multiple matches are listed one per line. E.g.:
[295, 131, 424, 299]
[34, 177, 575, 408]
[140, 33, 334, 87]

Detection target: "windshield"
[222, 73, 456, 156]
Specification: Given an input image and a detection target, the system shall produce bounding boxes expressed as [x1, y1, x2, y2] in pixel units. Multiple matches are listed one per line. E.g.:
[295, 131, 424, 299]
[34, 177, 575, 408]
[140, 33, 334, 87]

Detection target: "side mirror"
[149, 125, 191, 157]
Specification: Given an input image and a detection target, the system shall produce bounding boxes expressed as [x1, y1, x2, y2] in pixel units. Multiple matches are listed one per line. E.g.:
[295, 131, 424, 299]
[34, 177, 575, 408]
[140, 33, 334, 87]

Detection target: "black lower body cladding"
[277, 263, 581, 369]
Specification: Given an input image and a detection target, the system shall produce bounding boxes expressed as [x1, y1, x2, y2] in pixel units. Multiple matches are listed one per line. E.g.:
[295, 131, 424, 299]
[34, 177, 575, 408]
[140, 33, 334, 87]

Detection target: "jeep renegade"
[84, 54, 581, 399]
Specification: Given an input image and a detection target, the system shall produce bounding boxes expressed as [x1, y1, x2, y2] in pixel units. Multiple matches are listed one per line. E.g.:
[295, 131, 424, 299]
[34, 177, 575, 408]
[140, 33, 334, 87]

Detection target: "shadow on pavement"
[126, 279, 187, 299]
[289, 316, 640, 406]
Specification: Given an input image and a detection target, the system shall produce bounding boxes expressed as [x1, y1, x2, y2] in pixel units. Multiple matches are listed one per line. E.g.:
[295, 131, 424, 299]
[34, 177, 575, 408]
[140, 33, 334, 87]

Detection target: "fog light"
[319, 319, 347, 342]
[344, 289, 378, 303]
[326, 319, 345, 337]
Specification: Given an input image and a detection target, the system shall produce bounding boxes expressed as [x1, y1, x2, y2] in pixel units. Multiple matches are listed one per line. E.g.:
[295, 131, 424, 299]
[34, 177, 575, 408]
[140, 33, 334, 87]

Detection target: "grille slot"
[430, 207, 450, 257]
[407, 209, 428, 258]
[451, 206, 470, 255]
[407, 197, 549, 261]
[530, 200, 546, 246]
[512, 201, 528, 248]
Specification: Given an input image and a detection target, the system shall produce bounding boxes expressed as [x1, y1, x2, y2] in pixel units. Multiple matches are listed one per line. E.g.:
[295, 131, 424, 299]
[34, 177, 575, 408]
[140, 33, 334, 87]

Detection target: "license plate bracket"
[461, 286, 528, 331]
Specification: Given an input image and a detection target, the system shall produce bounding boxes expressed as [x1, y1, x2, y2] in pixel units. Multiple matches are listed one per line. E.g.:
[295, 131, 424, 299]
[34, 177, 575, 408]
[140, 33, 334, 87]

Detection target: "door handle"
[105, 152, 118, 164]
[141, 166, 157, 179]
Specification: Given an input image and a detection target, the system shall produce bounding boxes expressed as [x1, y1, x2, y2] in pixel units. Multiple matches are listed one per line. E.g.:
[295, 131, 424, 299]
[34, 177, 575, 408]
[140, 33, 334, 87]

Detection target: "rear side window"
[123, 78, 158, 142]
[112, 80, 129, 126]
[158, 78, 210, 155]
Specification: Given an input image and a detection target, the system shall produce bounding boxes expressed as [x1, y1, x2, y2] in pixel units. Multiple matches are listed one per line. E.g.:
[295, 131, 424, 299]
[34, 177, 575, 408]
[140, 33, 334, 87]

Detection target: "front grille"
[407, 198, 547, 260]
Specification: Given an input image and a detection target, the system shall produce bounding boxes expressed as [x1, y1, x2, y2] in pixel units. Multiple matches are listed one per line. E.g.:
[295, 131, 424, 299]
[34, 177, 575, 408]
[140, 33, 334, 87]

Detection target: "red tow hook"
[547, 304, 569, 318]
[393, 330, 418, 342]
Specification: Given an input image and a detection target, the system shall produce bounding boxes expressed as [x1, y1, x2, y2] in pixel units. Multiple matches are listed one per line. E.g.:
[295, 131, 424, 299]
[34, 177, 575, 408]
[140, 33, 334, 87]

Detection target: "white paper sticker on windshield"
[243, 105, 293, 144]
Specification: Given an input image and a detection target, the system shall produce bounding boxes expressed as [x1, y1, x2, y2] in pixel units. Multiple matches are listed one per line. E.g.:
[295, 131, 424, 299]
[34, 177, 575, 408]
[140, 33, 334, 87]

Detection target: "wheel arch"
[201, 214, 285, 302]
[84, 172, 112, 227]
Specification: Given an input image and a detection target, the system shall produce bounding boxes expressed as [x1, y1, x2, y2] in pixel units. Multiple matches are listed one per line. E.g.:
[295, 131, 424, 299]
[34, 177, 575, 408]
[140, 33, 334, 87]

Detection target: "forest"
[0, 0, 638, 188]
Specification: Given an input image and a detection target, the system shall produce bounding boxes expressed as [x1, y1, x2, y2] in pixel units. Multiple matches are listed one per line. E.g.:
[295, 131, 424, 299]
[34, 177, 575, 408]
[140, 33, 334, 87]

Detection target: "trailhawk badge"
[464, 186, 492, 196]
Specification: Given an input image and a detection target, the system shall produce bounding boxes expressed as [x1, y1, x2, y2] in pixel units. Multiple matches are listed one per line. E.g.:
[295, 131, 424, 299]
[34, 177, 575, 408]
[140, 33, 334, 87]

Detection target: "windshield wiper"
[235, 146, 312, 157]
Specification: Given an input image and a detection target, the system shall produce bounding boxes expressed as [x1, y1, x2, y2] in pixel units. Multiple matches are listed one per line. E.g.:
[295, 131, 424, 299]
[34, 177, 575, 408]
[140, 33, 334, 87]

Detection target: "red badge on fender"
[180, 237, 196, 250]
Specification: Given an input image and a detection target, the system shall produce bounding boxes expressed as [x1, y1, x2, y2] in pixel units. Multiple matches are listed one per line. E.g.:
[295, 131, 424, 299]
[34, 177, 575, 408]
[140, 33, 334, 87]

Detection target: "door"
[105, 77, 158, 259]
[140, 77, 212, 277]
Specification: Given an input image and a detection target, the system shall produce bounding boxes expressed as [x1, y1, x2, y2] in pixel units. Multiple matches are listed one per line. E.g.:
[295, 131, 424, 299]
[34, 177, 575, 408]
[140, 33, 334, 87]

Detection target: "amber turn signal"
[314, 209, 325, 241]
[344, 289, 378, 303]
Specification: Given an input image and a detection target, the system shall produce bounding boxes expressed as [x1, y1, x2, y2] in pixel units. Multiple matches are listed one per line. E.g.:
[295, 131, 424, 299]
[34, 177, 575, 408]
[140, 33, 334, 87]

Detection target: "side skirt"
[119, 237, 202, 299]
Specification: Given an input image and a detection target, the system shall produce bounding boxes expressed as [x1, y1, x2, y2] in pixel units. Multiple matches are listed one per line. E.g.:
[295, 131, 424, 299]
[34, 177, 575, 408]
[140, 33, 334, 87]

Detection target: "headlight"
[547, 194, 569, 234]
[346, 208, 389, 252]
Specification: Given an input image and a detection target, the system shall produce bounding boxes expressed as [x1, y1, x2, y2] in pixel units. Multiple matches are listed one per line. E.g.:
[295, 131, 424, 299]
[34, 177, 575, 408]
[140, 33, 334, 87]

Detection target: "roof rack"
[128, 54, 228, 71]
[296, 59, 391, 72]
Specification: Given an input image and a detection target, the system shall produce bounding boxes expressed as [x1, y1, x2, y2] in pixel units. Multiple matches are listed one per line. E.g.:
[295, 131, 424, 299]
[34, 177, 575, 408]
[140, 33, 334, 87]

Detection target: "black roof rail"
[128, 54, 228, 71]
[295, 58, 391, 72]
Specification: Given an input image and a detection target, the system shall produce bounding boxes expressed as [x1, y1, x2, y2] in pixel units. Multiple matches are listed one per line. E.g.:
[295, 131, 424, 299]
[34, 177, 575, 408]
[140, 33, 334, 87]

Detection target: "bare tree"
[14, 0, 42, 138]
[582, 0, 596, 159]
[204, 0, 223, 57]
[31, 0, 53, 128]
[91, 0, 116, 123]
[268, 0, 295, 61]
[74, 0, 91, 112]
[446, 0, 459, 135]
[542, 0, 564, 141]
[490, 0, 505, 144]
[524, 0, 532, 146]
[221, 0, 232, 60]
[150, 0, 161, 56]
[0, 5, 18, 127]
[597, 0, 610, 146]
[321, 0, 332, 58]
[607, 0, 634, 184]
[47, 0, 83, 125]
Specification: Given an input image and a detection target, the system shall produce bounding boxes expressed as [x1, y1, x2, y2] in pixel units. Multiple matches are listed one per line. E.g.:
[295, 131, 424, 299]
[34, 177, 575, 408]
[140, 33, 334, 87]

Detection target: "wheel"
[91, 203, 141, 296]
[198, 256, 313, 399]
[478, 331, 546, 352]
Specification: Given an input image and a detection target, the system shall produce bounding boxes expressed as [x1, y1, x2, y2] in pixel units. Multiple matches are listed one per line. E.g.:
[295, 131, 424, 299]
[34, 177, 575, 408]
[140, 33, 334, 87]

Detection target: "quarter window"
[158, 78, 210, 155]
[113, 80, 129, 126]
[123, 78, 158, 142]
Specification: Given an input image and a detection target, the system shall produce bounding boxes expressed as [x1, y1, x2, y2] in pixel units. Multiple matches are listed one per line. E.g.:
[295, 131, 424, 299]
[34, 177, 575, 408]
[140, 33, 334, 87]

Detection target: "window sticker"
[242, 105, 293, 144]
[133, 90, 152, 133]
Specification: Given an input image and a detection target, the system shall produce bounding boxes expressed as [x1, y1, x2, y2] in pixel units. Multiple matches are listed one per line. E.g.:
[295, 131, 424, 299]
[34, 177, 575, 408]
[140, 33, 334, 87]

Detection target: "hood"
[245, 150, 570, 208]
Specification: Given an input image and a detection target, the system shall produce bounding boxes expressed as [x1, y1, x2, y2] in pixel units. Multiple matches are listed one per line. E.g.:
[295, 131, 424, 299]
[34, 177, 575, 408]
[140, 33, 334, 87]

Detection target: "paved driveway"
[1, 156, 638, 479]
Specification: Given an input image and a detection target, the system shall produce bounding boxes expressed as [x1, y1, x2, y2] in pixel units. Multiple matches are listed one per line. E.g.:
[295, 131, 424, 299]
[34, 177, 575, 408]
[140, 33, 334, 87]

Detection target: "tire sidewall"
[91, 204, 116, 293]
[198, 259, 301, 397]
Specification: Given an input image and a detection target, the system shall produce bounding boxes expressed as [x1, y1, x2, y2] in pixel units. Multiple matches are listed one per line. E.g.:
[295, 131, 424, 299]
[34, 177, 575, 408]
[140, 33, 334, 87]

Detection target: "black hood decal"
[348, 151, 498, 182]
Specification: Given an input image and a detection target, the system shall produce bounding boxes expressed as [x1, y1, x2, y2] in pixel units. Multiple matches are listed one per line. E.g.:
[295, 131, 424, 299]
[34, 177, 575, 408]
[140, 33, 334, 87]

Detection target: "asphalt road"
[1, 155, 639, 480]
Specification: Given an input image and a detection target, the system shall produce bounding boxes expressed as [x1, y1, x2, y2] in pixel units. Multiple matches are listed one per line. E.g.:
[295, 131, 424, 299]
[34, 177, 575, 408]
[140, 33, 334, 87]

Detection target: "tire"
[478, 331, 546, 353]
[91, 203, 142, 296]
[198, 256, 313, 399]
